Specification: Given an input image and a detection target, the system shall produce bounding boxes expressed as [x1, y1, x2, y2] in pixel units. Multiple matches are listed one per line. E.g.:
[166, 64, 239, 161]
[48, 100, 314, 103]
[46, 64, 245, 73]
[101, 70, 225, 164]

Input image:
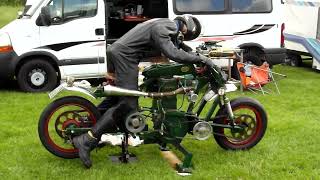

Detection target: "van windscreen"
[23, 5, 32, 14]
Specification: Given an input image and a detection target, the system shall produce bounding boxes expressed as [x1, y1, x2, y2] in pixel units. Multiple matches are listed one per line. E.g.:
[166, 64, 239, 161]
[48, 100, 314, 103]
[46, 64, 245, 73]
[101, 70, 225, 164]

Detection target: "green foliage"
[0, 6, 22, 28]
[0, 0, 26, 6]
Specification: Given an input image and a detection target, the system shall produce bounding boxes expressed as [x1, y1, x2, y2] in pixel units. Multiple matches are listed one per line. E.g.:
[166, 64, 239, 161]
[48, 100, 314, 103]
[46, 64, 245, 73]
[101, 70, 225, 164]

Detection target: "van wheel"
[17, 59, 58, 92]
[244, 54, 263, 66]
[231, 50, 264, 80]
[286, 54, 302, 67]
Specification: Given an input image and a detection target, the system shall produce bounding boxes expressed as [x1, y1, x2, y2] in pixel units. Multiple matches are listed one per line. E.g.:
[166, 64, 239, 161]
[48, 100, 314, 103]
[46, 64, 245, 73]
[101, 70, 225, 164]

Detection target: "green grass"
[0, 6, 22, 28]
[0, 0, 25, 7]
[0, 65, 319, 179]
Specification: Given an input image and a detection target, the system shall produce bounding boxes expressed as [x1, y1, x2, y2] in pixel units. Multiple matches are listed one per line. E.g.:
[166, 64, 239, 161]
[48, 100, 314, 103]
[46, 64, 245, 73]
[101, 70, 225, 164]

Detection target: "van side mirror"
[36, 7, 52, 26]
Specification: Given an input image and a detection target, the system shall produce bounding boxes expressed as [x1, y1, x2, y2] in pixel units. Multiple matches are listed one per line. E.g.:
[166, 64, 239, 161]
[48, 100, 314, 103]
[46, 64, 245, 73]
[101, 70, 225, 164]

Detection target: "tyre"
[213, 97, 267, 150]
[231, 50, 264, 80]
[17, 59, 58, 92]
[38, 96, 101, 159]
[286, 53, 302, 67]
[244, 54, 263, 66]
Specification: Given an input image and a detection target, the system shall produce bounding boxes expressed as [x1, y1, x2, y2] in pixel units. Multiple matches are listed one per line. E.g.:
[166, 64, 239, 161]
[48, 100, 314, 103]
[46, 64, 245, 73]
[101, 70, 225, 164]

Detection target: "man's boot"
[73, 131, 98, 168]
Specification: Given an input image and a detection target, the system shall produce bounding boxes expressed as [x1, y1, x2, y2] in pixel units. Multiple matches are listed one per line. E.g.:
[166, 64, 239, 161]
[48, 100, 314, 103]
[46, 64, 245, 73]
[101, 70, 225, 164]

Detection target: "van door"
[38, 0, 105, 78]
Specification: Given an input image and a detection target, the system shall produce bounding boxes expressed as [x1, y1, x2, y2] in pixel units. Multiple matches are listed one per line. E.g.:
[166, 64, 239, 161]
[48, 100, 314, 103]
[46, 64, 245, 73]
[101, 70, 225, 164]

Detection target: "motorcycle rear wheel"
[38, 96, 101, 159]
[213, 97, 267, 150]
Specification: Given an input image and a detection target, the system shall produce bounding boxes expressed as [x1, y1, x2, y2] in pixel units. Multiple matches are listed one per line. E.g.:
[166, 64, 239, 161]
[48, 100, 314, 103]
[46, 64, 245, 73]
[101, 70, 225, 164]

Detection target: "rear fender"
[49, 82, 96, 99]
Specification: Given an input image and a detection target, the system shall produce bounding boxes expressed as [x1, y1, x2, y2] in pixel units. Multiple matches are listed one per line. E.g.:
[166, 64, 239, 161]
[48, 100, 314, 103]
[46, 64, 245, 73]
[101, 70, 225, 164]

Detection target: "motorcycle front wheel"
[213, 97, 267, 150]
[38, 96, 101, 159]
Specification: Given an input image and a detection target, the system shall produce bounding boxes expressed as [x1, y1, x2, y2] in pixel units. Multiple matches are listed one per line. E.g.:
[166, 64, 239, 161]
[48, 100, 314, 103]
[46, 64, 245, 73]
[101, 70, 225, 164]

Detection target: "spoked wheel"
[213, 97, 267, 150]
[38, 96, 101, 159]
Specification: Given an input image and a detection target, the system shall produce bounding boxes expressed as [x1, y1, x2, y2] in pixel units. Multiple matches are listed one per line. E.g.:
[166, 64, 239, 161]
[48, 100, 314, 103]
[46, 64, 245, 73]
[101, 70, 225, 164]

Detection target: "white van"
[0, 0, 285, 92]
[282, 0, 320, 70]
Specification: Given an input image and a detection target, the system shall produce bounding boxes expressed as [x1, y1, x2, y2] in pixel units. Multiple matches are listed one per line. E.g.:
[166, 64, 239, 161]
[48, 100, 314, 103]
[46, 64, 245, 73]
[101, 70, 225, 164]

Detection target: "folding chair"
[237, 62, 286, 95]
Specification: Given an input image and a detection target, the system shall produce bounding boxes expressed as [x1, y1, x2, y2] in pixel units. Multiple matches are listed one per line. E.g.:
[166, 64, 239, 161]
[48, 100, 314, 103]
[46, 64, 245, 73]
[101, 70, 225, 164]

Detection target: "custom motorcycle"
[38, 47, 267, 173]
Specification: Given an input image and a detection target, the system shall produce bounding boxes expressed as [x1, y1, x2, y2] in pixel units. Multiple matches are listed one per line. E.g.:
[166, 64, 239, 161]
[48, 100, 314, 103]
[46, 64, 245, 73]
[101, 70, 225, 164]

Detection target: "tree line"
[0, 0, 26, 6]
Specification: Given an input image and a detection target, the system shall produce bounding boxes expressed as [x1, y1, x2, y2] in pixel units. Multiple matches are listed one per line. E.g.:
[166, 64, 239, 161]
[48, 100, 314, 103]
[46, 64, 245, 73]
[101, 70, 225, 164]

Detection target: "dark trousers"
[91, 43, 139, 138]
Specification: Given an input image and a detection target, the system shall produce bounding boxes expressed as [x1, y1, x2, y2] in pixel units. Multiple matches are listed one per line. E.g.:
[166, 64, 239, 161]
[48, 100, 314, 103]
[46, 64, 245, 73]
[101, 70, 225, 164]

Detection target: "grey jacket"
[115, 18, 203, 64]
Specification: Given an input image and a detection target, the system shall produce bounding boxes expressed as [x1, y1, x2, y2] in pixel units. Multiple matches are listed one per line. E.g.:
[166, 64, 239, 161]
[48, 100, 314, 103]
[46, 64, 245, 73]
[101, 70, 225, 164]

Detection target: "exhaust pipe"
[103, 85, 148, 97]
[103, 85, 193, 97]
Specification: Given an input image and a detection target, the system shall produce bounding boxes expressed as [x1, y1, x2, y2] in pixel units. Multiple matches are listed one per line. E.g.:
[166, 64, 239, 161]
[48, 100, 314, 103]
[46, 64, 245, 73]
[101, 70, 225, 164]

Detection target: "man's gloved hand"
[198, 54, 226, 80]
[198, 54, 219, 69]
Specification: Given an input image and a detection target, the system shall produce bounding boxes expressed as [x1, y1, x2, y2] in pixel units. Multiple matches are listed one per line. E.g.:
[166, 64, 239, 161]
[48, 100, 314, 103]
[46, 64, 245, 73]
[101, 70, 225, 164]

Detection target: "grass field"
[0, 65, 319, 179]
[1, 6, 320, 180]
[0, 6, 22, 28]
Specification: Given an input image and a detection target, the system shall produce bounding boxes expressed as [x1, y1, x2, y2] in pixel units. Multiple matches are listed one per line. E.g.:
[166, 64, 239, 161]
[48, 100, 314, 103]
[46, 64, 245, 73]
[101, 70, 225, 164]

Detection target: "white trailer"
[282, 0, 320, 70]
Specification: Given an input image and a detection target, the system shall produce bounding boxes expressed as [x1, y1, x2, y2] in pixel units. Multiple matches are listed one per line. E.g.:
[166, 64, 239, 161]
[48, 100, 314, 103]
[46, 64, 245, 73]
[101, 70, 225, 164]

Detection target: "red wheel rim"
[44, 103, 97, 154]
[221, 105, 263, 147]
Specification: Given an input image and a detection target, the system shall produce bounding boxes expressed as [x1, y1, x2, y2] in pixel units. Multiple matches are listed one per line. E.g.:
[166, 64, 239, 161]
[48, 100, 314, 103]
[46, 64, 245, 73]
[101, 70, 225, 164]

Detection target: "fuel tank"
[142, 63, 196, 79]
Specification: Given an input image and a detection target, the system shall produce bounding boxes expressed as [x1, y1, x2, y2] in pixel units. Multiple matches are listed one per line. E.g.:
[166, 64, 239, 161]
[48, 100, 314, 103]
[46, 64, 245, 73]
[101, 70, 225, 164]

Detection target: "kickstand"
[109, 132, 137, 163]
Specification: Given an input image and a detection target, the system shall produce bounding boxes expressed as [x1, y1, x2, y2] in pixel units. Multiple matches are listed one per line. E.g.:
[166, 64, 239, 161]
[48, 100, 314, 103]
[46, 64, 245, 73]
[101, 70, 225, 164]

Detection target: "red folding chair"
[237, 62, 284, 94]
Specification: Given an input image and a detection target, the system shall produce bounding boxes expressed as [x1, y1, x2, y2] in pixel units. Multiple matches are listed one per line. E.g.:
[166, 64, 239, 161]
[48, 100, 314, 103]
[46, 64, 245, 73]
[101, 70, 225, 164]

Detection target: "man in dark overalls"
[73, 15, 213, 168]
